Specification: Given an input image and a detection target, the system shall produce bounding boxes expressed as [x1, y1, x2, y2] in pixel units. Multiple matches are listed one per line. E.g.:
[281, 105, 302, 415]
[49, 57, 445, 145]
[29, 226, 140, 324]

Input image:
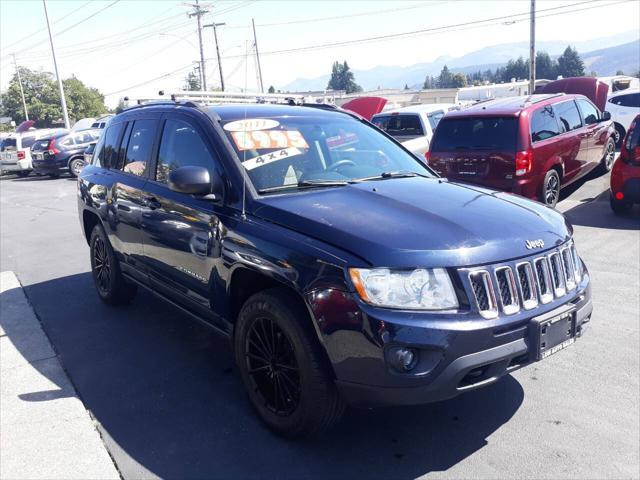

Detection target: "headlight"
[349, 267, 458, 310]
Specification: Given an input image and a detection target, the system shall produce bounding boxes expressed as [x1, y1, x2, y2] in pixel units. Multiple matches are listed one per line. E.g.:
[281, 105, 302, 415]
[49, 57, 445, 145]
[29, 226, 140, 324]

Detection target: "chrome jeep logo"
[525, 239, 545, 250]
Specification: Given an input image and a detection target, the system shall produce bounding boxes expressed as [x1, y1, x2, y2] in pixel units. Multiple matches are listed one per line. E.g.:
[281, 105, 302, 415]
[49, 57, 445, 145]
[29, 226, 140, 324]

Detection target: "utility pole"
[203, 22, 225, 91]
[529, 0, 536, 95]
[252, 19, 264, 93]
[11, 54, 29, 121]
[43, 0, 70, 128]
[187, 0, 208, 91]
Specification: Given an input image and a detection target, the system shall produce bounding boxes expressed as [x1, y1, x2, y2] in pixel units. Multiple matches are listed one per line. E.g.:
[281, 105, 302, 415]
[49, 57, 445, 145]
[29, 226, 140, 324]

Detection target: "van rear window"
[372, 114, 424, 138]
[431, 117, 518, 151]
[1, 138, 16, 151]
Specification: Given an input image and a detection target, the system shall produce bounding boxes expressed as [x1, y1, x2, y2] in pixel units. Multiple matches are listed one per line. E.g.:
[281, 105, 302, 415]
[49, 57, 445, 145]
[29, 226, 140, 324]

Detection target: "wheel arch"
[82, 209, 101, 245]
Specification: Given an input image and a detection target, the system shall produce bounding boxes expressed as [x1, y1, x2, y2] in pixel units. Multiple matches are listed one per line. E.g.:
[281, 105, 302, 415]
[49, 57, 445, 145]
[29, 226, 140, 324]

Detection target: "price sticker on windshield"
[231, 130, 309, 151]
[243, 147, 302, 170]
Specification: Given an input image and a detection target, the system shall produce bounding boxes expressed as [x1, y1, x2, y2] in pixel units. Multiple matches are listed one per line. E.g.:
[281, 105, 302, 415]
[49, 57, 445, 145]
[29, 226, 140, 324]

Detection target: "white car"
[0, 129, 67, 176]
[606, 89, 640, 147]
[371, 104, 457, 157]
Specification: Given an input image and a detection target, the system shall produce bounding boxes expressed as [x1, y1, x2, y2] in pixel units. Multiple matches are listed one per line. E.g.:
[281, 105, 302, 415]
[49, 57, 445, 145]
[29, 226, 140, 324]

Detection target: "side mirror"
[168, 166, 223, 201]
[601, 111, 611, 122]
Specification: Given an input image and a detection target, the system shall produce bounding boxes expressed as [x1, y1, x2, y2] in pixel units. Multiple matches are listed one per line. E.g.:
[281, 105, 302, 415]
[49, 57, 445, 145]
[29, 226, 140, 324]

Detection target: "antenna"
[241, 39, 249, 220]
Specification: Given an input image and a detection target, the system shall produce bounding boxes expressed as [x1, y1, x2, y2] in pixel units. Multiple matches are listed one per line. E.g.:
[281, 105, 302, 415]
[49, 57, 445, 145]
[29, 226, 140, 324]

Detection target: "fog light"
[388, 347, 418, 372]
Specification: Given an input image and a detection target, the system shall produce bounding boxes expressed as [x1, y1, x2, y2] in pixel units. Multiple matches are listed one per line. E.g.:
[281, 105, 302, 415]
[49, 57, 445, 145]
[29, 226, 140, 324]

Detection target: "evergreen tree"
[268, 85, 275, 93]
[556, 46, 585, 78]
[327, 61, 362, 94]
[535, 51, 557, 80]
[437, 65, 454, 88]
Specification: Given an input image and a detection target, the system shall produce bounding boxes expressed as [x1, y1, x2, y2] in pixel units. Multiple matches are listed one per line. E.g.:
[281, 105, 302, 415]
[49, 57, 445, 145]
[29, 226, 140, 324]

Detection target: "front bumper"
[308, 262, 592, 408]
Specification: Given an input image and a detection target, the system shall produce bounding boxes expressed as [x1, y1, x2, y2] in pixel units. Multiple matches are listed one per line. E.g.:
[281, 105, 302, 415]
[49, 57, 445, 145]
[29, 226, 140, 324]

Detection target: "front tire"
[234, 288, 345, 438]
[598, 138, 616, 174]
[89, 224, 137, 305]
[540, 169, 561, 208]
[16, 170, 30, 177]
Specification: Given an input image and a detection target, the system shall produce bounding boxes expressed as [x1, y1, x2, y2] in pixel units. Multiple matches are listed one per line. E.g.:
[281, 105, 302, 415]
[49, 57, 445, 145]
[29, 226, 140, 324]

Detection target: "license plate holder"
[530, 305, 576, 361]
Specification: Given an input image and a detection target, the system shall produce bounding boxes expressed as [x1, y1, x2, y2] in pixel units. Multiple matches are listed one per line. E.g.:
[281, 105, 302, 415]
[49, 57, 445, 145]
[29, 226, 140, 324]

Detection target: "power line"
[12, 0, 122, 56]
[104, 62, 195, 96]
[2, 1, 92, 51]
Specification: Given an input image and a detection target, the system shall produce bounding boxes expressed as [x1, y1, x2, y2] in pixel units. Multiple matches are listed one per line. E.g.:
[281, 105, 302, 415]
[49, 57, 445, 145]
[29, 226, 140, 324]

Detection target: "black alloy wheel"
[245, 317, 301, 416]
[92, 235, 111, 296]
[541, 170, 560, 208]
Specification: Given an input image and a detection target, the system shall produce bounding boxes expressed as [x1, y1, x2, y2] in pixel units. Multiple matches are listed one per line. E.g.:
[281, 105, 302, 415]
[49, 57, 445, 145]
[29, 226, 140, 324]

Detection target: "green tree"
[404, 83, 410, 90]
[115, 98, 127, 114]
[616, 70, 624, 76]
[63, 75, 107, 122]
[437, 65, 454, 88]
[327, 61, 362, 94]
[267, 85, 275, 93]
[183, 68, 201, 91]
[535, 51, 557, 80]
[422, 75, 436, 89]
[450, 73, 467, 88]
[556, 46, 585, 78]
[502, 56, 529, 82]
[0, 67, 107, 127]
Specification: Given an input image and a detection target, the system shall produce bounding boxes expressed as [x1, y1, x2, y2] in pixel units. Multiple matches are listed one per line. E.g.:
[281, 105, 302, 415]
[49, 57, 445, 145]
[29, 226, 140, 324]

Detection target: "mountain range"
[283, 30, 640, 91]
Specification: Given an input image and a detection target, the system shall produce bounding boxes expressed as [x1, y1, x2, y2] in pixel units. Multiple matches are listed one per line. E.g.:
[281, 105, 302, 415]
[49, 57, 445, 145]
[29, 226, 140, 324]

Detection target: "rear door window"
[31, 139, 50, 151]
[576, 99, 600, 125]
[531, 106, 560, 142]
[431, 116, 518, 151]
[554, 100, 583, 133]
[371, 114, 424, 138]
[122, 119, 157, 177]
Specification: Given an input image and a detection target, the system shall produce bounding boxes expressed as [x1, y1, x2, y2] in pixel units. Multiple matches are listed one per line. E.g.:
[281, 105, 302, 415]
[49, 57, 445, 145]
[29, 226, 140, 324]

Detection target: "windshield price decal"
[231, 130, 309, 151]
[223, 118, 280, 132]
[243, 147, 302, 171]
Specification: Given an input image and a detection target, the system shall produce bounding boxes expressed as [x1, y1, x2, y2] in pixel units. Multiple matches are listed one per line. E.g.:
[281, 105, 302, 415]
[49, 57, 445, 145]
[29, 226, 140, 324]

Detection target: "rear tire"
[610, 194, 632, 215]
[16, 171, 30, 177]
[539, 169, 561, 208]
[613, 123, 625, 148]
[597, 138, 616, 174]
[89, 224, 137, 305]
[234, 288, 345, 438]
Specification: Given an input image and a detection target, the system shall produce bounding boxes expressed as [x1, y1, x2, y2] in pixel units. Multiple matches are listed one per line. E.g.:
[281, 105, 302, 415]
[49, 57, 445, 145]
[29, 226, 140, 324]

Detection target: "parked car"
[78, 100, 591, 438]
[32, 129, 101, 177]
[0, 128, 66, 176]
[610, 113, 640, 214]
[606, 89, 640, 147]
[371, 104, 456, 156]
[427, 94, 615, 208]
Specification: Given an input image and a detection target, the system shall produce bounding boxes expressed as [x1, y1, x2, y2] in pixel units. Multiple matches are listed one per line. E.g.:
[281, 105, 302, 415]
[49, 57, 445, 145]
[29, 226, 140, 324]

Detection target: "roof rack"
[168, 91, 307, 105]
[520, 92, 565, 107]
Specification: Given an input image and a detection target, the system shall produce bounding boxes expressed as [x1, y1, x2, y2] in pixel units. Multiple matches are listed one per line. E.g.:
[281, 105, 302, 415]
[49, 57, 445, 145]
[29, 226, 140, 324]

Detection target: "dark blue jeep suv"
[77, 99, 592, 438]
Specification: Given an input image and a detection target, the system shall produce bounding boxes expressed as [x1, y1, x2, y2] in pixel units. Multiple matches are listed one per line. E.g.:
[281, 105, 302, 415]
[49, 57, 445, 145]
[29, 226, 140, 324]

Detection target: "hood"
[537, 77, 609, 111]
[341, 97, 387, 121]
[253, 177, 571, 268]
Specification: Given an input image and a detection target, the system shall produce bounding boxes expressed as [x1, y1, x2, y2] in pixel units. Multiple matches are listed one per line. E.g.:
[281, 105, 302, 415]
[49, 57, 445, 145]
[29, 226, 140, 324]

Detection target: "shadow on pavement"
[7, 272, 525, 479]
[559, 167, 607, 203]
[563, 191, 640, 230]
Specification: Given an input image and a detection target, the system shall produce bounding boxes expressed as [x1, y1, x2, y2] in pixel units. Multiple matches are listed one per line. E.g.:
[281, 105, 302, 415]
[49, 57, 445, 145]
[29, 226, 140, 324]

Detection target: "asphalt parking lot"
[1, 170, 638, 479]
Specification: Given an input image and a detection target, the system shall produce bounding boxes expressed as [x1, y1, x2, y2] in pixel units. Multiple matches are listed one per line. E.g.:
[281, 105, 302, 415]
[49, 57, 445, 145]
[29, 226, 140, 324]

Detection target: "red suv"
[610, 113, 640, 214]
[427, 94, 615, 207]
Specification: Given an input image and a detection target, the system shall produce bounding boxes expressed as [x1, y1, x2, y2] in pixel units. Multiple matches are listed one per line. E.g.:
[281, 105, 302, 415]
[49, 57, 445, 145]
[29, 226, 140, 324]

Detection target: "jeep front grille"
[465, 241, 581, 318]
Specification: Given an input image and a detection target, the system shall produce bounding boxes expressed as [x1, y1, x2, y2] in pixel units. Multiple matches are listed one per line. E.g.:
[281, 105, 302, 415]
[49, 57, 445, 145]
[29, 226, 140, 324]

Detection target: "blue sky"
[1, 0, 639, 107]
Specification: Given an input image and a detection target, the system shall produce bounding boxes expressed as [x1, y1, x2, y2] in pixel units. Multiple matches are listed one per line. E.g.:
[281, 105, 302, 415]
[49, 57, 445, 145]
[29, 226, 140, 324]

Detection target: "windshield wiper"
[352, 171, 431, 182]
[258, 180, 350, 194]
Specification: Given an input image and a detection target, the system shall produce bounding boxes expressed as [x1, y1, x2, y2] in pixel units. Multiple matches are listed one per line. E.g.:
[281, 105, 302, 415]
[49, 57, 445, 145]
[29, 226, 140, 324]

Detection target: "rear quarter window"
[431, 116, 518, 151]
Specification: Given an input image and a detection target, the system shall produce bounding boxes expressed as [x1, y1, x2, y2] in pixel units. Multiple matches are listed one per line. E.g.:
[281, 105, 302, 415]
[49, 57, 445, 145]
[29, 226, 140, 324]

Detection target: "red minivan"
[610, 114, 640, 214]
[427, 94, 615, 207]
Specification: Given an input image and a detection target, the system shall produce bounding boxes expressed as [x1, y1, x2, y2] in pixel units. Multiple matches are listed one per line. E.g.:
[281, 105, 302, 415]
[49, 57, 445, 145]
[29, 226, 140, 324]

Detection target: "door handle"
[142, 196, 161, 210]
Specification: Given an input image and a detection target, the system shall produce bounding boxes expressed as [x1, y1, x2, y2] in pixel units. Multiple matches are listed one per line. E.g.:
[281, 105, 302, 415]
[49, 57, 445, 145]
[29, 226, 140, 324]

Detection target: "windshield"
[221, 115, 433, 193]
[431, 116, 518, 151]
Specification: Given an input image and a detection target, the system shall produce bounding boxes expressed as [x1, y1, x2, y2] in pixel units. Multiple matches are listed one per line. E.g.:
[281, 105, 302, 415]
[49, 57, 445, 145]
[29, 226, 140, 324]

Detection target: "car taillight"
[17, 150, 25, 160]
[425, 151, 431, 163]
[47, 139, 60, 155]
[515, 149, 532, 176]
